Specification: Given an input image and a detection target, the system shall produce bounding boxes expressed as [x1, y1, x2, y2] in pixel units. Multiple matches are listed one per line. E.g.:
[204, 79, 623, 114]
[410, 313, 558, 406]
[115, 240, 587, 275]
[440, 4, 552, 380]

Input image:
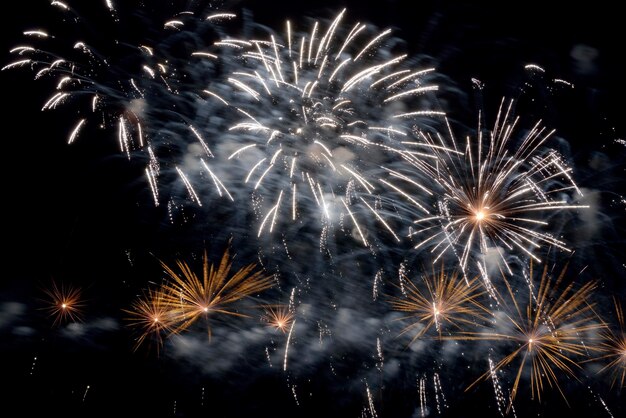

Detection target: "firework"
[388, 265, 488, 341]
[594, 298, 626, 389]
[388, 98, 588, 277]
[41, 281, 84, 325]
[123, 287, 175, 352]
[3, 1, 237, 207]
[456, 262, 601, 409]
[157, 245, 274, 337]
[215, 9, 440, 245]
[261, 304, 296, 333]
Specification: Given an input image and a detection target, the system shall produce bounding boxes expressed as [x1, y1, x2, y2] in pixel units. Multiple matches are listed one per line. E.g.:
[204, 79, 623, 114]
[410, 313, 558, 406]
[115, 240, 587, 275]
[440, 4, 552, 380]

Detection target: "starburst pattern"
[261, 304, 296, 333]
[457, 263, 601, 409]
[388, 266, 488, 341]
[390, 98, 588, 276]
[595, 298, 626, 389]
[124, 288, 175, 353]
[42, 281, 84, 325]
[158, 246, 275, 337]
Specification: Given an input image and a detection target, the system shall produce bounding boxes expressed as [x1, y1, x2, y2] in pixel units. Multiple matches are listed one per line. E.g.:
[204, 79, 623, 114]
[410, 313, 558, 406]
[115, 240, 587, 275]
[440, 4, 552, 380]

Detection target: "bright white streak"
[68, 119, 86, 144]
[283, 319, 296, 371]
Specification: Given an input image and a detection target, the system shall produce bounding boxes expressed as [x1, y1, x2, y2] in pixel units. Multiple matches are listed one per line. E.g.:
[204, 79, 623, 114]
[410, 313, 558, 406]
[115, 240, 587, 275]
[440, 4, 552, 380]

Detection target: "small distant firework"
[388, 266, 487, 341]
[218, 9, 439, 244]
[393, 98, 587, 276]
[42, 281, 84, 325]
[595, 298, 626, 389]
[458, 262, 601, 409]
[157, 245, 274, 337]
[124, 288, 174, 353]
[261, 304, 295, 333]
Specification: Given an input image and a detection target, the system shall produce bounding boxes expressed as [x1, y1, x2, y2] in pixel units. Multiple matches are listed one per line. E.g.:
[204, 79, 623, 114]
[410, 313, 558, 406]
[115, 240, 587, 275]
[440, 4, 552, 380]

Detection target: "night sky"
[2, 1, 625, 417]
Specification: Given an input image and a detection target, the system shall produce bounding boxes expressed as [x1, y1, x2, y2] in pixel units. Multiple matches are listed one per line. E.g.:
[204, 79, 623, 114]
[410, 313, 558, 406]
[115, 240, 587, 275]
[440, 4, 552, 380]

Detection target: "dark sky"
[1, 1, 624, 418]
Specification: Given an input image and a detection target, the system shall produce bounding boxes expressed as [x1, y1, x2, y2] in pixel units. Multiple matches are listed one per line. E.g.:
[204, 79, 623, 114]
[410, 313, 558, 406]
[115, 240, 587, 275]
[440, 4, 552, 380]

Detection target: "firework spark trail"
[433, 372, 448, 414]
[365, 382, 378, 418]
[283, 319, 296, 371]
[418, 375, 427, 417]
[29, 356, 37, 376]
[82, 385, 90, 402]
[3, 1, 239, 207]
[488, 356, 516, 417]
[416, 372, 448, 417]
[216, 9, 440, 248]
[386, 98, 588, 282]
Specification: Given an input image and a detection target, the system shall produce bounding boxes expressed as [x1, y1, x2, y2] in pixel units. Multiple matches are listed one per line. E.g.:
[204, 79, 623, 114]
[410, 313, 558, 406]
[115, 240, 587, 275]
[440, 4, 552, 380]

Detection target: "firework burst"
[594, 298, 626, 389]
[388, 98, 588, 277]
[124, 287, 176, 353]
[3, 1, 237, 207]
[216, 9, 440, 245]
[41, 281, 84, 325]
[388, 265, 488, 341]
[157, 245, 275, 337]
[261, 304, 296, 333]
[457, 262, 601, 409]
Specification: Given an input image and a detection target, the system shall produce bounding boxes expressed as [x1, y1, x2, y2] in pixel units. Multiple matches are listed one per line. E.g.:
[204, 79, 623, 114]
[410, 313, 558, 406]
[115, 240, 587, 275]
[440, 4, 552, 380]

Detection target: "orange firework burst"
[123, 288, 175, 353]
[42, 281, 84, 325]
[261, 304, 295, 333]
[388, 266, 488, 341]
[595, 298, 626, 389]
[159, 246, 275, 337]
[458, 262, 601, 409]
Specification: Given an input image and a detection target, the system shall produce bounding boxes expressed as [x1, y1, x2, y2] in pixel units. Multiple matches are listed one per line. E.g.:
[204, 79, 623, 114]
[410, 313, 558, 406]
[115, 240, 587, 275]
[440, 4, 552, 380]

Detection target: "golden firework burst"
[42, 281, 84, 325]
[261, 304, 295, 333]
[595, 297, 626, 389]
[457, 262, 602, 409]
[159, 246, 275, 337]
[124, 288, 175, 353]
[388, 266, 488, 341]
